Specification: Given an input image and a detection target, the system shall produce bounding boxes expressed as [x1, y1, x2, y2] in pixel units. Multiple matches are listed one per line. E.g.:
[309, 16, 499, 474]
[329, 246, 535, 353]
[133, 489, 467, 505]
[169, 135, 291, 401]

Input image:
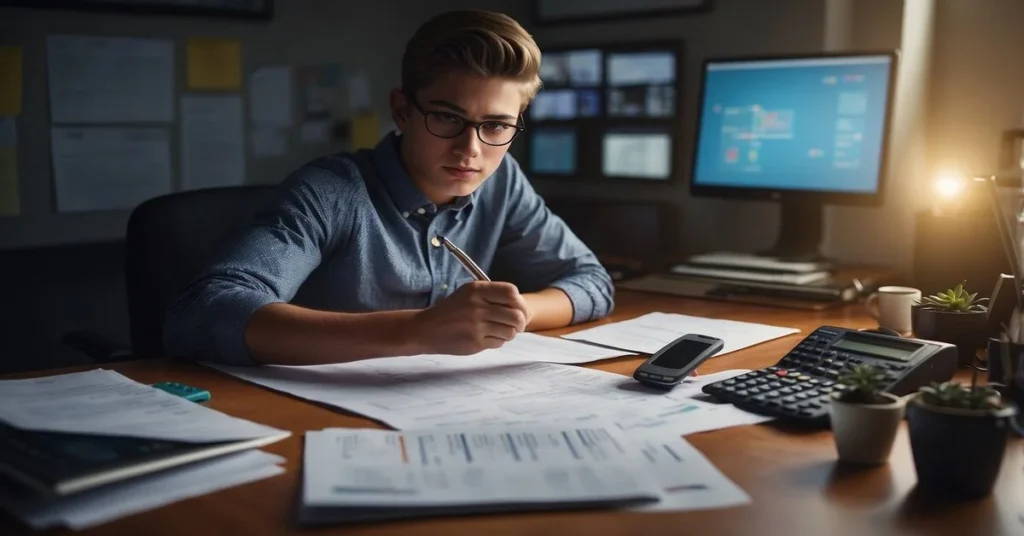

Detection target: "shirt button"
[430, 236, 441, 248]
[417, 207, 426, 215]
[441, 283, 448, 290]
[401, 211, 409, 218]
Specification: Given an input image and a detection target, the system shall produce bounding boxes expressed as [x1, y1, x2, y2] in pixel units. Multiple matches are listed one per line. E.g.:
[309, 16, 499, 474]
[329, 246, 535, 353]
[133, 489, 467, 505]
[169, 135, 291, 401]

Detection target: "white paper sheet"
[347, 73, 371, 111]
[0, 369, 289, 443]
[181, 94, 245, 190]
[487, 332, 631, 364]
[50, 127, 172, 212]
[248, 66, 293, 127]
[300, 119, 330, 144]
[304, 425, 661, 509]
[210, 351, 770, 438]
[0, 117, 15, 147]
[0, 450, 285, 530]
[563, 312, 800, 355]
[46, 35, 173, 123]
[252, 126, 287, 158]
[629, 429, 750, 512]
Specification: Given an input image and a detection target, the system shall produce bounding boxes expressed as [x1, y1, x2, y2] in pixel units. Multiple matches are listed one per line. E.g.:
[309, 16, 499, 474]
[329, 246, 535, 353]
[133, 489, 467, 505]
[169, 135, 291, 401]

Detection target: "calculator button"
[775, 369, 789, 377]
[723, 379, 736, 385]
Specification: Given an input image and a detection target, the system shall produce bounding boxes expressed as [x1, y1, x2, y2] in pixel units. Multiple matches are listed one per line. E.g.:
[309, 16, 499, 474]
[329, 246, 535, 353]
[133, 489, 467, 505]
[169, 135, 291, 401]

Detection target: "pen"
[438, 236, 491, 282]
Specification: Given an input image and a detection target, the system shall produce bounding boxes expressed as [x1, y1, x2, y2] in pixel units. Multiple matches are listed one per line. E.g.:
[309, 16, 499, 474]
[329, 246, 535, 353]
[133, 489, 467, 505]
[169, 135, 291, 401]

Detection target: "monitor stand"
[758, 200, 829, 263]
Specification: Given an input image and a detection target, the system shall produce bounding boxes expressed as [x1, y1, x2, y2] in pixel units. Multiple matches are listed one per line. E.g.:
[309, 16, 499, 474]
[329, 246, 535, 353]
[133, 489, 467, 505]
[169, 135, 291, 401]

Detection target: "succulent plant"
[916, 281, 988, 313]
[835, 364, 889, 404]
[918, 381, 1003, 411]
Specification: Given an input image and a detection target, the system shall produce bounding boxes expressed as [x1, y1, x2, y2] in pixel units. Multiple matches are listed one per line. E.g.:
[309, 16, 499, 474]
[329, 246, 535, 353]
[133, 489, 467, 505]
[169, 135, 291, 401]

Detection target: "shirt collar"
[373, 131, 476, 219]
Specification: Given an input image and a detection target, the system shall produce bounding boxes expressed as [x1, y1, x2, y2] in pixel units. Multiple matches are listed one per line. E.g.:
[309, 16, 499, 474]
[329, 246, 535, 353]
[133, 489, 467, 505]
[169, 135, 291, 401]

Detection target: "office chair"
[63, 185, 281, 363]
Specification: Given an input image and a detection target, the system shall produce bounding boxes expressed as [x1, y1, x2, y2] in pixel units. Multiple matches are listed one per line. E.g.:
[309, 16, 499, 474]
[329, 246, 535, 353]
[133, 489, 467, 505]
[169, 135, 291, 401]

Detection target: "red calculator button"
[775, 370, 789, 377]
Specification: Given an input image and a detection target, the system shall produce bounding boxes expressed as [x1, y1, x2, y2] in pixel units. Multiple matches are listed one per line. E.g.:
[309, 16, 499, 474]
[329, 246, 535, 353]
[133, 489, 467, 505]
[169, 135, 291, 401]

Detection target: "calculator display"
[831, 333, 921, 362]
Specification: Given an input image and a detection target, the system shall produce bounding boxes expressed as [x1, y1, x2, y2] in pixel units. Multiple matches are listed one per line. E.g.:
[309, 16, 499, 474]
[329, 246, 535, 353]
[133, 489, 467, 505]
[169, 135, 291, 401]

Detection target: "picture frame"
[0, 0, 274, 20]
[532, 0, 712, 26]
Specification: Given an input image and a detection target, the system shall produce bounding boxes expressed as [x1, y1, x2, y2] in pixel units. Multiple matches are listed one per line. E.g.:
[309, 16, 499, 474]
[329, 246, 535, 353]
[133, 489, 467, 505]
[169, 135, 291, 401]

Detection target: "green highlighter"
[151, 381, 211, 403]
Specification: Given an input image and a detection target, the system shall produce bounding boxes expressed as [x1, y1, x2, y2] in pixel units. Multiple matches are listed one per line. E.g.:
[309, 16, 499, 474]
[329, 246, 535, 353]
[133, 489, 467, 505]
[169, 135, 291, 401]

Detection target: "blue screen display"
[531, 129, 576, 174]
[692, 56, 892, 194]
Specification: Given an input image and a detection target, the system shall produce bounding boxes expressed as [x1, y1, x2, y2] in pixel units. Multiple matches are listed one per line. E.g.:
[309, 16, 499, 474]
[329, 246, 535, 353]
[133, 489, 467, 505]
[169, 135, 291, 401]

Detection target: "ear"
[389, 89, 409, 133]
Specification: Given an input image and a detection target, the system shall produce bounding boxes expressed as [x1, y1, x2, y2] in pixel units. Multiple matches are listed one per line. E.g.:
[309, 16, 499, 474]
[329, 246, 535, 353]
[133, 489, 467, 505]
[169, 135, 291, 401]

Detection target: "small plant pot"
[911, 306, 987, 366]
[829, 392, 905, 465]
[906, 394, 1018, 498]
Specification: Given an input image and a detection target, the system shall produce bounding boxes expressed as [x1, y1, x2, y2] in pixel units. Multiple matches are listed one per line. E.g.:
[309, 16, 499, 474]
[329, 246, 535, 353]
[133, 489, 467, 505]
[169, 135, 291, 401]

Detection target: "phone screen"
[650, 339, 713, 369]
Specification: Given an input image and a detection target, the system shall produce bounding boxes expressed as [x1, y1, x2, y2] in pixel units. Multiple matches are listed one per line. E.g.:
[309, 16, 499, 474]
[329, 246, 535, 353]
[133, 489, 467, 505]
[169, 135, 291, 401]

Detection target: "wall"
[0, 0, 524, 373]
[928, 0, 1024, 176]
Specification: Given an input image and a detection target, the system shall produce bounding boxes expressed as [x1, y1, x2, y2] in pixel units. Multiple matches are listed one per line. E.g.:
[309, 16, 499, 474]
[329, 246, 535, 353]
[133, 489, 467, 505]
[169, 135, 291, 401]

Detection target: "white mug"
[865, 286, 922, 335]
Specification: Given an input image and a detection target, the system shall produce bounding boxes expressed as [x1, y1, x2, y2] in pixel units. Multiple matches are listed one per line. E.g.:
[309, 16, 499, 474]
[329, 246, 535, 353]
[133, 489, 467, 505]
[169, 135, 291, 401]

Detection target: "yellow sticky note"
[351, 113, 379, 150]
[0, 149, 19, 217]
[187, 38, 242, 90]
[0, 46, 22, 116]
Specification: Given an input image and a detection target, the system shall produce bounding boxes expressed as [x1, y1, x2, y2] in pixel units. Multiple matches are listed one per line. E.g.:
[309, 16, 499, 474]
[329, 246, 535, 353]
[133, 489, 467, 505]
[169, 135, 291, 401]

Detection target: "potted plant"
[829, 364, 905, 465]
[906, 377, 1018, 498]
[912, 281, 989, 366]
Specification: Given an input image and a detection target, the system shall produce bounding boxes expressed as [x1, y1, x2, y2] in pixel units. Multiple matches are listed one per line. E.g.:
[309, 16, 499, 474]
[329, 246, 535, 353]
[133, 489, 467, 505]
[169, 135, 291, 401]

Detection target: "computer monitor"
[689, 51, 899, 261]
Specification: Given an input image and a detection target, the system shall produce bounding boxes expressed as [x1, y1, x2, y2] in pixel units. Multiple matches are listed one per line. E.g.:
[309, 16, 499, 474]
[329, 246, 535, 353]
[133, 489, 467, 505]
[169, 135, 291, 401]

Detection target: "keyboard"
[701, 326, 959, 426]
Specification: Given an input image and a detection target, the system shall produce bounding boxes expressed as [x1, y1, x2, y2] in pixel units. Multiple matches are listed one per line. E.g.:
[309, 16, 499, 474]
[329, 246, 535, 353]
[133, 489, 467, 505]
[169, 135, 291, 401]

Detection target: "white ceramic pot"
[829, 391, 906, 465]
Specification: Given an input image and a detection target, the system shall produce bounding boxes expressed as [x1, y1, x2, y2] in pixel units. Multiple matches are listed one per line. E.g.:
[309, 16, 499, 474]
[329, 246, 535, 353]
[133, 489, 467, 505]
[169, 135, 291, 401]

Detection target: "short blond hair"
[402, 10, 543, 108]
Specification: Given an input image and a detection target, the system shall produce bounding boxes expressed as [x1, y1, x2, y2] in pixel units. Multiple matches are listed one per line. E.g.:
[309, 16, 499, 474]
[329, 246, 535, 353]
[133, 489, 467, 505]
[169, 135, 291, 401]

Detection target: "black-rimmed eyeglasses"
[408, 94, 525, 146]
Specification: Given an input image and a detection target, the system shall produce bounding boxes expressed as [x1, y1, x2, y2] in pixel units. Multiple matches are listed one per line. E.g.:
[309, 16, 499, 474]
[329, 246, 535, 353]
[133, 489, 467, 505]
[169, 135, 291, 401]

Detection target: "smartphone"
[633, 334, 725, 390]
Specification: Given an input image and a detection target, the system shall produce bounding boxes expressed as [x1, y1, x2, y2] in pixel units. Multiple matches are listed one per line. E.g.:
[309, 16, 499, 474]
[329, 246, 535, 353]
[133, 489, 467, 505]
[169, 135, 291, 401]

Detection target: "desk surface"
[3, 291, 1023, 535]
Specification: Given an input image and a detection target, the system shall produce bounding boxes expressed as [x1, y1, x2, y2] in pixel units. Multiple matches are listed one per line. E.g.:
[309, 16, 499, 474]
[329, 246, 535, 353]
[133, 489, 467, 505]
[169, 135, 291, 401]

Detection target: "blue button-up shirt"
[164, 132, 615, 365]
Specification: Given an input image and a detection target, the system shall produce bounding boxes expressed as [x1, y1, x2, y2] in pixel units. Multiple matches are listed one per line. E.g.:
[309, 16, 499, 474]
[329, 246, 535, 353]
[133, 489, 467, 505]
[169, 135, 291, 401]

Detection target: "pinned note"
[351, 113, 379, 149]
[0, 148, 18, 216]
[347, 73, 371, 111]
[0, 46, 22, 116]
[187, 38, 242, 90]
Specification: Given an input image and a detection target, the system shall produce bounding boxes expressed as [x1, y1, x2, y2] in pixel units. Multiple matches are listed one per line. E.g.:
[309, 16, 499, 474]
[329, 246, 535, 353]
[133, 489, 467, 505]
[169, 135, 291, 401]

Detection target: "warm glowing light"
[933, 172, 964, 199]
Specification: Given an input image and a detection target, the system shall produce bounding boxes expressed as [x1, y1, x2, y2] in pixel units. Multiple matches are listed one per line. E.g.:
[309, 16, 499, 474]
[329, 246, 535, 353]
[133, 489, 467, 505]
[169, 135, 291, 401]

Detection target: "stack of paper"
[562, 311, 800, 355]
[297, 424, 748, 524]
[0, 369, 291, 530]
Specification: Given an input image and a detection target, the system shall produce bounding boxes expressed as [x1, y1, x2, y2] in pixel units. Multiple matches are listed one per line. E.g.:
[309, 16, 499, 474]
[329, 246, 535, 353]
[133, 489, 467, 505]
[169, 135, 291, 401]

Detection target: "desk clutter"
[0, 310, 1016, 529]
[618, 251, 898, 310]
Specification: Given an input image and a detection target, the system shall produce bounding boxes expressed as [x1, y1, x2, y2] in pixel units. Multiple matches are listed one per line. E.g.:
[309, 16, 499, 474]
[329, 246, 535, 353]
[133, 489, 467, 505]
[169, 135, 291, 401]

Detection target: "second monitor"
[690, 51, 898, 261]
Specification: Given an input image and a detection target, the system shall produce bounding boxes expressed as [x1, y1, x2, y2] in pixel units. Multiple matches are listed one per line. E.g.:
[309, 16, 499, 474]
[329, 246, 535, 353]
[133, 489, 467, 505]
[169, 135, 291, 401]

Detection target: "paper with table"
[209, 333, 770, 436]
[563, 311, 800, 355]
[298, 424, 747, 524]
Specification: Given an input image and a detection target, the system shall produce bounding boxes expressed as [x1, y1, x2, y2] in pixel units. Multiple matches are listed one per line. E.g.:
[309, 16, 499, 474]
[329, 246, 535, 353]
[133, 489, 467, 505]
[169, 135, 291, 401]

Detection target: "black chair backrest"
[124, 186, 280, 358]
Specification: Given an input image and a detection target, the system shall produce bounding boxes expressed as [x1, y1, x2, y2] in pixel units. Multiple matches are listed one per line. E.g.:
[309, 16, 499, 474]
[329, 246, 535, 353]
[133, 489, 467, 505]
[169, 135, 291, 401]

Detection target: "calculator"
[701, 326, 959, 426]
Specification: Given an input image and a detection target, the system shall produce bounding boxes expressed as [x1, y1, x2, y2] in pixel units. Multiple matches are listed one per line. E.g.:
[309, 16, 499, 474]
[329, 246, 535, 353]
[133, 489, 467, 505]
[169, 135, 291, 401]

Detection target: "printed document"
[299, 425, 749, 523]
[300, 424, 660, 523]
[50, 127, 172, 213]
[562, 311, 800, 355]
[211, 352, 770, 436]
[0, 369, 288, 443]
[46, 35, 174, 123]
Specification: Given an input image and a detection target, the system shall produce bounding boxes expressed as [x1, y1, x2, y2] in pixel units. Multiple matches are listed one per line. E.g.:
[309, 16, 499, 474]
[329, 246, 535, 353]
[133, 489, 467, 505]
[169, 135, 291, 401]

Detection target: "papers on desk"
[0, 450, 285, 531]
[562, 311, 800, 355]
[210, 348, 770, 439]
[0, 368, 291, 529]
[0, 369, 287, 443]
[492, 332, 632, 363]
[298, 424, 747, 524]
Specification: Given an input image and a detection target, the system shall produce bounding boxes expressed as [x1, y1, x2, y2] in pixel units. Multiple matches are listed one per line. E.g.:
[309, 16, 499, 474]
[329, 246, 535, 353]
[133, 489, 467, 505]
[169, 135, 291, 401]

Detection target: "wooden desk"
[2, 291, 1022, 535]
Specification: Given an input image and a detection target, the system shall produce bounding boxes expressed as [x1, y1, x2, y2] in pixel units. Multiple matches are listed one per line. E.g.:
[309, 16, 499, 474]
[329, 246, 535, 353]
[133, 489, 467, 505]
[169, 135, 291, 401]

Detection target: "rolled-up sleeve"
[491, 157, 614, 323]
[163, 165, 350, 365]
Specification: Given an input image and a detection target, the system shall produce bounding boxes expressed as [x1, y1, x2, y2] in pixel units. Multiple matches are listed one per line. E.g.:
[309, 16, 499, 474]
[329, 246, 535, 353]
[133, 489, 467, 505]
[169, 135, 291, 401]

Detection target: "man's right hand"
[411, 281, 530, 355]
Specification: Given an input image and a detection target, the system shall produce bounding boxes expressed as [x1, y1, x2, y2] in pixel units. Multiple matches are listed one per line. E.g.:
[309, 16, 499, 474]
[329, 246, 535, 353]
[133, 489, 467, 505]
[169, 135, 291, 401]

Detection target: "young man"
[164, 10, 614, 367]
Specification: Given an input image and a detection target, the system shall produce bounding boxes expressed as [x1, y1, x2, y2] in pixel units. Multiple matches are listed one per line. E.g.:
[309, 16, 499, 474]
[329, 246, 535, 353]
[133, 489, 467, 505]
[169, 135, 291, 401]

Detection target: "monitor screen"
[531, 128, 577, 174]
[607, 51, 676, 117]
[602, 130, 671, 180]
[691, 54, 894, 195]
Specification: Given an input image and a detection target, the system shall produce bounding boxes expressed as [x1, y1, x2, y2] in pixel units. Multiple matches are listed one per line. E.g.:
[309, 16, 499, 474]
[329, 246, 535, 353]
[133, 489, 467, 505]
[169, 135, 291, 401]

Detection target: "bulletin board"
[0, 4, 398, 251]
